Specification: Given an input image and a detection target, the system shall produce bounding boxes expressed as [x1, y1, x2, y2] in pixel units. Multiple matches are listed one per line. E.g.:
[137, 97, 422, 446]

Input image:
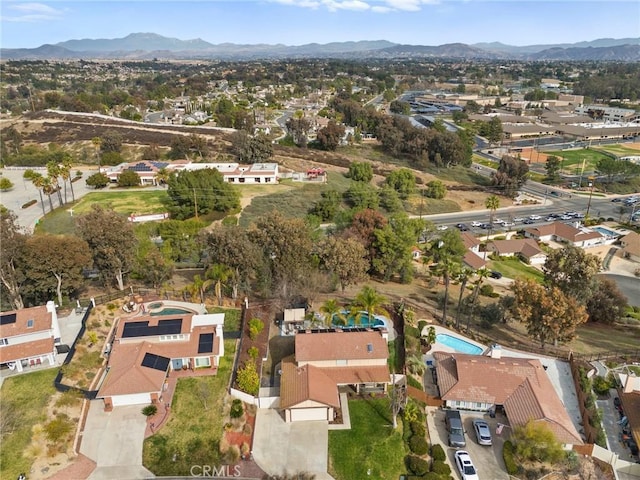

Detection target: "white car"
[471, 221, 483, 227]
[513, 217, 524, 222]
[454, 451, 479, 480]
[436, 225, 449, 231]
[528, 214, 542, 220]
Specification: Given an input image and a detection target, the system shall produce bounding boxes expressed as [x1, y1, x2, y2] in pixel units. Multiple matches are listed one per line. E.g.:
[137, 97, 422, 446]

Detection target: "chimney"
[623, 373, 637, 394]
[490, 344, 502, 359]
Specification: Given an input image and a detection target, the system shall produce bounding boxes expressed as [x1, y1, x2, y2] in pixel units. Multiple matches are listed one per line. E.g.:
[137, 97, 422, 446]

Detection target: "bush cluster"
[405, 455, 429, 476]
[408, 435, 428, 455]
[430, 443, 446, 462]
[503, 440, 519, 475]
[22, 199, 37, 209]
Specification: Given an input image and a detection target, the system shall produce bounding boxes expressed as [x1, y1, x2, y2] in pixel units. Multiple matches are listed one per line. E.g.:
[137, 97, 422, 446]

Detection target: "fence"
[573, 350, 640, 364]
[590, 443, 640, 477]
[568, 355, 601, 445]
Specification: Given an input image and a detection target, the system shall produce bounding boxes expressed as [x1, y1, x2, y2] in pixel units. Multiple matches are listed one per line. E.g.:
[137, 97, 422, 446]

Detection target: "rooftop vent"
[367, 343, 373, 353]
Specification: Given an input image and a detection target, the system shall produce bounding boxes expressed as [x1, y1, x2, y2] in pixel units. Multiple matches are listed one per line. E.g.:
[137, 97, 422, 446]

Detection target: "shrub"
[44, 414, 73, 443]
[430, 444, 446, 462]
[592, 375, 611, 396]
[142, 404, 158, 417]
[230, 399, 244, 419]
[248, 317, 264, 340]
[405, 455, 430, 476]
[431, 460, 451, 476]
[222, 215, 238, 226]
[407, 375, 423, 391]
[236, 361, 259, 395]
[243, 423, 253, 435]
[409, 435, 429, 455]
[479, 284, 495, 297]
[503, 440, 519, 475]
[417, 320, 428, 333]
[248, 346, 259, 360]
[410, 421, 425, 437]
[22, 199, 37, 209]
[223, 444, 240, 464]
[422, 473, 442, 480]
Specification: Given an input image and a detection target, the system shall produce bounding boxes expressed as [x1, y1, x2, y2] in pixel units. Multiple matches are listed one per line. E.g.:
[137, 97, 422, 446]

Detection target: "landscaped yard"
[549, 148, 611, 175]
[328, 398, 406, 480]
[142, 339, 236, 476]
[593, 143, 640, 157]
[488, 257, 545, 283]
[0, 369, 58, 480]
[208, 306, 242, 332]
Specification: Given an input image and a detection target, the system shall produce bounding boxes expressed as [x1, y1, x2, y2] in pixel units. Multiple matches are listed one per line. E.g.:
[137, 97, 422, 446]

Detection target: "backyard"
[487, 257, 545, 283]
[328, 398, 406, 480]
[142, 339, 237, 476]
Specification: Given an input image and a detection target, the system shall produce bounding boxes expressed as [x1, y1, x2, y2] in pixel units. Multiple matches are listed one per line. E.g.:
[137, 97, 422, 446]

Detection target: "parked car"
[472, 419, 493, 446]
[437, 225, 449, 231]
[611, 198, 623, 203]
[446, 410, 466, 448]
[471, 221, 483, 227]
[454, 450, 479, 480]
[456, 223, 469, 231]
[523, 218, 535, 224]
[489, 271, 503, 279]
[528, 214, 541, 220]
[513, 217, 524, 222]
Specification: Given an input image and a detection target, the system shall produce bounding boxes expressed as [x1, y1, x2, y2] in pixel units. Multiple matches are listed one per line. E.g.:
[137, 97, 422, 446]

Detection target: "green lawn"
[549, 148, 611, 175]
[488, 257, 544, 283]
[593, 144, 640, 157]
[328, 398, 407, 480]
[207, 306, 242, 332]
[0, 369, 58, 480]
[142, 339, 236, 476]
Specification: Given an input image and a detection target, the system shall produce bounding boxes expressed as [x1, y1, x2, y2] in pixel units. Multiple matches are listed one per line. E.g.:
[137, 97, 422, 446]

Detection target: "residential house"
[97, 312, 224, 409]
[618, 373, 640, 451]
[524, 221, 604, 248]
[620, 231, 640, 263]
[434, 349, 583, 445]
[460, 232, 487, 270]
[280, 330, 390, 422]
[487, 238, 547, 265]
[0, 301, 61, 372]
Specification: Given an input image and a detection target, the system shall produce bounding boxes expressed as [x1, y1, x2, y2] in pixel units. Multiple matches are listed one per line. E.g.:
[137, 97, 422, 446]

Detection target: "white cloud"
[371, 5, 393, 12]
[270, 0, 442, 12]
[2, 2, 64, 22]
[323, 0, 371, 11]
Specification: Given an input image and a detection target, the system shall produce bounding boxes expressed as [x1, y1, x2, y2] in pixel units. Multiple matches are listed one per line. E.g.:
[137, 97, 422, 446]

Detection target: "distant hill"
[1, 33, 639, 61]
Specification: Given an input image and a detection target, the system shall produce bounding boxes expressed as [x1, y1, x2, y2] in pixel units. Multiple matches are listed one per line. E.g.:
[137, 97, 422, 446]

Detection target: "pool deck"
[140, 300, 207, 316]
[421, 325, 488, 355]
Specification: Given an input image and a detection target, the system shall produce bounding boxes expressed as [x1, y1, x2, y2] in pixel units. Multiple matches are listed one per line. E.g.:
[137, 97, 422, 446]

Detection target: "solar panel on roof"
[198, 333, 214, 354]
[122, 319, 182, 338]
[0, 313, 17, 325]
[141, 353, 170, 371]
[151, 162, 169, 169]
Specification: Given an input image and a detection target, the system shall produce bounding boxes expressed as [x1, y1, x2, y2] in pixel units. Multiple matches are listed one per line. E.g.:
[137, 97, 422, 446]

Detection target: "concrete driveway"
[253, 409, 332, 479]
[426, 407, 509, 480]
[80, 401, 154, 479]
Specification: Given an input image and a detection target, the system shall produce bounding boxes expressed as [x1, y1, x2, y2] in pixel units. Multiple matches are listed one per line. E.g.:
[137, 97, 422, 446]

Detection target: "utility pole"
[585, 177, 595, 219]
[193, 188, 198, 220]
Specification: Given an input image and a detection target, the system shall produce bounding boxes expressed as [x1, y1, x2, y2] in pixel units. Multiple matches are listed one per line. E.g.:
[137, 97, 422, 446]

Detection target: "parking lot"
[426, 407, 509, 480]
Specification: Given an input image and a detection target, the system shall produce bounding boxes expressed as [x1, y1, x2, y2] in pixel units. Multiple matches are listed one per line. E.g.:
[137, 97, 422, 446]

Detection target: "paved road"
[600, 274, 640, 307]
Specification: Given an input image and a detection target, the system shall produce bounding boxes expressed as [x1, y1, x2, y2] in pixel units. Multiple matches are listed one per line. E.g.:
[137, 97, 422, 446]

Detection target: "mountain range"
[2, 33, 639, 61]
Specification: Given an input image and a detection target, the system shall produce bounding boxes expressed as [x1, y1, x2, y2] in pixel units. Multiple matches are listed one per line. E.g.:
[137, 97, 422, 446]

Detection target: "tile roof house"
[618, 374, 640, 449]
[621, 231, 640, 263]
[460, 232, 487, 270]
[280, 330, 390, 422]
[524, 221, 604, 248]
[433, 350, 583, 445]
[0, 301, 61, 372]
[487, 238, 547, 265]
[97, 312, 224, 410]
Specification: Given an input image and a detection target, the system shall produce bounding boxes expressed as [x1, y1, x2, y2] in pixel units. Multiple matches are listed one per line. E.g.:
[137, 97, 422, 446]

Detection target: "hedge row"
[22, 199, 37, 209]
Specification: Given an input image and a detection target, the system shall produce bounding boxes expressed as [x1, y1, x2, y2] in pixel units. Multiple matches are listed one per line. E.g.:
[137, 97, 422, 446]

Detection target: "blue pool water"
[436, 333, 484, 354]
[593, 226, 620, 237]
[331, 310, 386, 328]
[150, 307, 195, 316]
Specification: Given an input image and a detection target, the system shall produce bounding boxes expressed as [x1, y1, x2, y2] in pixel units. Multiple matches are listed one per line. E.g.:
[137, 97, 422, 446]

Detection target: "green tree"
[166, 168, 239, 220]
[425, 180, 446, 199]
[345, 181, 379, 210]
[492, 155, 528, 198]
[310, 189, 341, 221]
[46, 160, 64, 206]
[22, 234, 91, 306]
[230, 130, 273, 163]
[385, 168, 416, 199]
[544, 155, 562, 183]
[371, 215, 424, 282]
[132, 239, 174, 289]
[236, 362, 259, 395]
[117, 169, 141, 187]
[24, 170, 47, 215]
[485, 194, 500, 237]
[586, 278, 628, 324]
[353, 285, 388, 320]
[543, 245, 601, 304]
[58, 159, 75, 203]
[316, 121, 345, 151]
[510, 278, 588, 348]
[206, 263, 232, 306]
[317, 236, 369, 292]
[0, 178, 14, 191]
[320, 299, 343, 325]
[379, 185, 403, 213]
[100, 131, 123, 153]
[346, 161, 373, 183]
[76, 205, 137, 290]
[0, 210, 27, 309]
[85, 172, 110, 189]
[512, 420, 565, 463]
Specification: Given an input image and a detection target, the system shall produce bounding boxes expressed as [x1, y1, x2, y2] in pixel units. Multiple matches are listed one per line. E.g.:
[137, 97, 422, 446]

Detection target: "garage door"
[290, 407, 328, 422]
[111, 393, 152, 407]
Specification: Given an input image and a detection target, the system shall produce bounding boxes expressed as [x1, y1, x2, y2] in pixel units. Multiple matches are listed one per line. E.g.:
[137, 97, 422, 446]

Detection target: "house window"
[27, 319, 34, 328]
[239, 178, 245, 183]
[0, 338, 8, 346]
[194, 357, 211, 368]
[265, 177, 271, 182]
[255, 178, 261, 183]
[229, 178, 235, 182]
[476, 402, 483, 409]
[160, 334, 186, 341]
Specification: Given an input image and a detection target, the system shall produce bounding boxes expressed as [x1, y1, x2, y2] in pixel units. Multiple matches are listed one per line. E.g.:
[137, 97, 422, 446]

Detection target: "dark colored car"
[489, 271, 503, 279]
[456, 223, 469, 231]
[446, 410, 466, 448]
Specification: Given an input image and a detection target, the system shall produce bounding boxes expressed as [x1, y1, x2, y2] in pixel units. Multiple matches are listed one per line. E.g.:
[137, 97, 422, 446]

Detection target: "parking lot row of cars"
[445, 211, 586, 232]
[446, 411, 495, 480]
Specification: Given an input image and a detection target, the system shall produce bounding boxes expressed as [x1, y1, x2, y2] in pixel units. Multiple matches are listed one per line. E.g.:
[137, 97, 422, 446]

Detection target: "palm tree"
[319, 299, 342, 326]
[346, 304, 364, 327]
[433, 255, 459, 326]
[353, 286, 388, 323]
[59, 159, 75, 202]
[25, 170, 46, 216]
[454, 267, 472, 330]
[468, 267, 490, 330]
[484, 195, 501, 258]
[41, 176, 55, 212]
[155, 167, 171, 187]
[206, 263, 231, 306]
[185, 274, 211, 303]
[91, 137, 102, 168]
[47, 161, 63, 206]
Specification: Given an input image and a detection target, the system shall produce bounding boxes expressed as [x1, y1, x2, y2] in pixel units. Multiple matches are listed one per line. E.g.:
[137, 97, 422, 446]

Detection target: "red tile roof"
[461, 232, 481, 250]
[295, 330, 388, 362]
[463, 251, 487, 270]
[279, 356, 340, 409]
[434, 352, 582, 444]
[0, 337, 55, 363]
[0, 305, 51, 338]
[488, 239, 544, 258]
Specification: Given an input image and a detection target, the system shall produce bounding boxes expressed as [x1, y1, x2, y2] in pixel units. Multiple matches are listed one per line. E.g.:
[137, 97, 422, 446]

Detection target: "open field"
[328, 398, 406, 480]
[0, 369, 58, 480]
[551, 149, 612, 174]
[594, 143, 640, 157]
[142, 339, 236, 476]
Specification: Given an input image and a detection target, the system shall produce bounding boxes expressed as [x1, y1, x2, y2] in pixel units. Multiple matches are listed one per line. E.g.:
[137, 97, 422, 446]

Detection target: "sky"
[1, 0, 639, 49]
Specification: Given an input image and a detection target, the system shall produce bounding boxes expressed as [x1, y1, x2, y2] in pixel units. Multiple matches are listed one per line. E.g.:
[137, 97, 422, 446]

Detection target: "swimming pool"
[435, 333, 484, 355]
[331, 310, 387, 328]
[150, 307, 196, 316]
[593, 226, 620, 237]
